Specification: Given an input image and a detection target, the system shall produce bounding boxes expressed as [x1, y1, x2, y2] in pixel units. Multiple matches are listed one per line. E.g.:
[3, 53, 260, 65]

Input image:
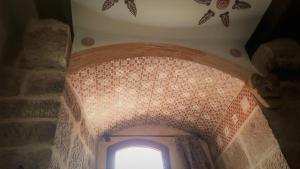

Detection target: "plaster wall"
[215, 106, 290, 169]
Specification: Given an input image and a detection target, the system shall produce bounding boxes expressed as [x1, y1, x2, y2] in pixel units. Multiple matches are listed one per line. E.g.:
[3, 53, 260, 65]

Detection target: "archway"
[65, 43, 259, 156]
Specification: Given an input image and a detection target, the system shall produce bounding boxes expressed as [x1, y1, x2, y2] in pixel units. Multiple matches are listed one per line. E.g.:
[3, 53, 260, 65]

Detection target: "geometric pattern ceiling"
[67, 56, 245, 139]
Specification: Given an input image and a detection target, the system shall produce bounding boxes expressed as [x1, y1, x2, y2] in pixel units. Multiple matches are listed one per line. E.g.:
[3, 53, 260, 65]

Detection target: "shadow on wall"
[0, 0, 37, 66]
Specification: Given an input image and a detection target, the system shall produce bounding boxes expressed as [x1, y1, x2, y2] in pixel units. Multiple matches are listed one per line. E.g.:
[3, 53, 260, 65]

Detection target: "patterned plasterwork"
[68, 56, 247, 140]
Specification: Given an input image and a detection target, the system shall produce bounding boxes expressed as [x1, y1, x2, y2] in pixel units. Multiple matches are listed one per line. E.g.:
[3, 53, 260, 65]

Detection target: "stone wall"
[261, 81, 300, 169]
[48, 82, 96, 169]
[251, 39, 300, 169]
[0, 19, 71, 169]
[214, 106, 289, 169]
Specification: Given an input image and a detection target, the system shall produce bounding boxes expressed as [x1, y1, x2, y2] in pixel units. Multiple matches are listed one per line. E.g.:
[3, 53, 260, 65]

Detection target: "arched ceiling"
[66, 44, 260, 157]
[66, 44, 255, 140]
[69, 55, 244, 131]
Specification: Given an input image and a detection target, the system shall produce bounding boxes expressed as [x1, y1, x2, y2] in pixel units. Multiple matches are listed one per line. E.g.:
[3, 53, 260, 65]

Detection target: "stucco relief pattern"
[67, 56, 256, 152]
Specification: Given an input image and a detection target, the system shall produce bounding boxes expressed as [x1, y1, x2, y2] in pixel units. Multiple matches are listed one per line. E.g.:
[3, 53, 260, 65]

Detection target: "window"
[107, 139, 171, 169]
[115, 147, 164, 169]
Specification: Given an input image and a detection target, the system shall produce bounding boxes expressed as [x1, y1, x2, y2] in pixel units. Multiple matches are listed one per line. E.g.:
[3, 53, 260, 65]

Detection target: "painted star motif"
[101, 0, 251, 25]
[197, 0, 251, 27]
[102, 0, 137, 16]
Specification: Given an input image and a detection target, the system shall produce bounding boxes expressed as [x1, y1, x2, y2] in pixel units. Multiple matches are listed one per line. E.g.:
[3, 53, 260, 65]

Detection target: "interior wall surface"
[214, 106, 290, 169]
[0, 19, 71, 169]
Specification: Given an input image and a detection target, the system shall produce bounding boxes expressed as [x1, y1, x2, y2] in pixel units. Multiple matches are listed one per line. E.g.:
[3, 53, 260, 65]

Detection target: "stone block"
[260, 147, 290, 169]
[54, 105, 73, 163]
[20, 19, 70, 71]
[64, 83, 81, 122]
[239, 106, 278, 164]
[68, 136, 85, 169]
[0, 69, 23, 96]
[0, 99, 60, 119]
[48, 154, 61, 169]
[251, 74, 280, 98]
[220, 138, 250, 169]
[0, 147, 52, 169]
[251, 39, 300, 76]
[24, 71, 65, 96]
[251, 43, 274, 76]
[80, 120, 96, 155]
[0, 121, 57, 147]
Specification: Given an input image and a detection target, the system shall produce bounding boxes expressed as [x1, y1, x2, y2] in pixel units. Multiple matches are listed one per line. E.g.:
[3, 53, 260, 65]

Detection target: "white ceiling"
[71, 0, 271, 69]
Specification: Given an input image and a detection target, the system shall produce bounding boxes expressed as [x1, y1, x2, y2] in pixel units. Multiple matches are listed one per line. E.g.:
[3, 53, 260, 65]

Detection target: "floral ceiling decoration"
[102, 0, 137, 16]
[101, 0, 251, 26]
[198, 0, 251, 27]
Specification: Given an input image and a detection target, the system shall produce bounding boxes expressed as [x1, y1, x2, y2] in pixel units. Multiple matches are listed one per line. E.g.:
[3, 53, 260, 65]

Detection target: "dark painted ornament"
[125, 0, 137, 16]
[232, 0, 251, 10]
[102, 0, 252, 27]
[194, 0, 212, 6]
[220, 12, 230, 27]
[216, 0, 231, 10]
[230, 48, 242, 57]
[102, 0, 119, 11]
[81, 37, 95, 47]
[102, 0, 137, 16]
[198, 10, 215, 25]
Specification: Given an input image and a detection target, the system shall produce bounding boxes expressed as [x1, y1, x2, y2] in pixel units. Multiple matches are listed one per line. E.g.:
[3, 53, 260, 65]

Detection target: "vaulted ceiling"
[66, 44, 258, 155]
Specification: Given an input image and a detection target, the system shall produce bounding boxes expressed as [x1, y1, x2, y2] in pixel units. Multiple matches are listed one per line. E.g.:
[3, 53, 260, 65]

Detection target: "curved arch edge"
[69, 43, 254, 82]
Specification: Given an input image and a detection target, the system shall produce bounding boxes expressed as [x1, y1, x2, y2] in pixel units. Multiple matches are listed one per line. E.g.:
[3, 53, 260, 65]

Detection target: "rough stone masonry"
[0, 19, 71, 169]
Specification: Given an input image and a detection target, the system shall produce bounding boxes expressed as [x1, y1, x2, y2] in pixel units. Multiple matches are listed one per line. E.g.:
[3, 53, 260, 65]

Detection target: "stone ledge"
[24, 71, 65, 96]
[0, 99, 60, 119]
[54, 104, 73, 164]
[0, 69, 24, 97]
[64, 82, 82, 122]
[19, 19, 70, 71]
[0, 121, 57, 147]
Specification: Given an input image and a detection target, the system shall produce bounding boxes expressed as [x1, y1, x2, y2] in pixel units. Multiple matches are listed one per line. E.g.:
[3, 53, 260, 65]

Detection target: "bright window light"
[115, 147, 164, 169]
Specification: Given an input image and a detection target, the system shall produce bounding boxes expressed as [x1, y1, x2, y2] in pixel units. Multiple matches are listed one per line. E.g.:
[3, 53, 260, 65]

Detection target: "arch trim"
[69, 43, 254, 83]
